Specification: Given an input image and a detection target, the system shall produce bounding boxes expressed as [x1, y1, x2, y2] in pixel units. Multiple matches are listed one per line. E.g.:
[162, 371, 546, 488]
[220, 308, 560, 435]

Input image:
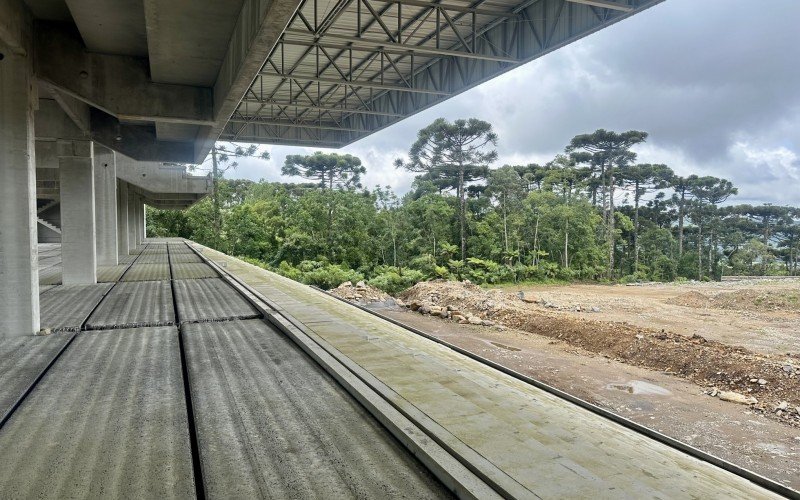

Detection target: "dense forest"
[148, 120, 800, 293]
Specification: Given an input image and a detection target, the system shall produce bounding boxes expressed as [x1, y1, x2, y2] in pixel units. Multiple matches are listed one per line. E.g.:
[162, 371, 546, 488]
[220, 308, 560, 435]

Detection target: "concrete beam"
[35, 98, 87, 141]
[94, 145, 118, 265]
[127, 189, 138, 251]
[90, 109, 195, 163]
[194, 0, 303, 162]
[116, 154, 209, 195]
[34, 22, 213, 126]
[0, 34, 40, 336]
[59, 140, 97, 284]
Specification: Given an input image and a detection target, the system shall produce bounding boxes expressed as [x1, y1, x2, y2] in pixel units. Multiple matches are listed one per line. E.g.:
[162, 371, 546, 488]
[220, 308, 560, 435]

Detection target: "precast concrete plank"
[0, 327, 195, 498]
[39, 285, 56, 294]
[183, 320, 447, 499]
[40, 283, 114, 332]
[119, 254, 137, 264]
[168, 244, 194, 254]
[97, 264, 128, 283]
[0, 333, 73, 421]
[141, 245, 167, 255]
[173, 278, 259, 323]
[39, 266, 62, 285]
[169, 253, 203, 263]
[194, 244, 781, 499]
[121, 263, 170, 281]
[86, 281, 175, 329]
[171, 262, 218, 280]
[136, 253, 170, 264]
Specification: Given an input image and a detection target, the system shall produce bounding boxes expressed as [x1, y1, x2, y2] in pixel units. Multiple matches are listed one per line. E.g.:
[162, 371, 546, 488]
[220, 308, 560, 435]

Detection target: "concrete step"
[36, 199, 59, 215]
[36, 217, 61, 235]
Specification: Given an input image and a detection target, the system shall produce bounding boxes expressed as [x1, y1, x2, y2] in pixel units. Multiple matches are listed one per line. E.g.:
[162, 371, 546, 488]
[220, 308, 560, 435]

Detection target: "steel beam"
[260, 73, 451, 95]
[282, 32, 519, 63]
[239, 99, 404, 117]
[565, 0, 633, 12]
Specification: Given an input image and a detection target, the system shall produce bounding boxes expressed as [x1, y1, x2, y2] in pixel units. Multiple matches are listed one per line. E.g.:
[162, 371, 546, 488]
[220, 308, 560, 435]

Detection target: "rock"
[429, 306, 443, 316]
[496, 325, 507, 331]
[635, 334, 644, 340]
[776, 401, 789, 411]
[340, 281, 352, 288]
[395, 299, 405, 308]
[446, 304, 456, 311]
[35, 328, 52, 336]
[758, 378, 767, 385]
[409, 301, 422, 311]
[356, 280, 366, 288]
[718, 391, 758, 405]
[591, 306, 601, 313]
[709, 388, 719, 397]
[749, 378, 758, 383]
[482, 320, 495, 327]
[575, 305, 582, 312]
[452, 314, 466, 322]
[518, 292, 538, 303]
[419, 305, 431, 315]
[468, 316, 483, 325]
[783, 364, 794, 373]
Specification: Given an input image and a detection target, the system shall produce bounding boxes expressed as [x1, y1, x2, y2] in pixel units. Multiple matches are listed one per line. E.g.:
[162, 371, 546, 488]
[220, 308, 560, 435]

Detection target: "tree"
[395, 118, 498, 261]
[282, 151, 366, 190]
[566, 129, 648, 278]
[619, 163, 673, 272]
[688, 176, 737, 279]
[485, 166, 525, 263]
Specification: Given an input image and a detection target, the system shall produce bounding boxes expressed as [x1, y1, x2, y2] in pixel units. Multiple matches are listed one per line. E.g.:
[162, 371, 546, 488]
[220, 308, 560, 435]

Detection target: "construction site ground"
[365, 278, 800, 491]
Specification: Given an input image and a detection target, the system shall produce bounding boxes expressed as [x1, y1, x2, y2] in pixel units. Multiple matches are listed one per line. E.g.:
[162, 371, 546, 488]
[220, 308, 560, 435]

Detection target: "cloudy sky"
[225, 0, 800, 205]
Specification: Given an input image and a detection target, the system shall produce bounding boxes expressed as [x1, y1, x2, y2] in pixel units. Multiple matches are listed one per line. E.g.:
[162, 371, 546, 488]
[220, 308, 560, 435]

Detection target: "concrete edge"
[187, 243, 506, 500]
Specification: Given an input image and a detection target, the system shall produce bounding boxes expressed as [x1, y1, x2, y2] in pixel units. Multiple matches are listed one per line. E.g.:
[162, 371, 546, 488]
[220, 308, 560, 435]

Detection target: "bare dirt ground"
[337, 277, 800, 490]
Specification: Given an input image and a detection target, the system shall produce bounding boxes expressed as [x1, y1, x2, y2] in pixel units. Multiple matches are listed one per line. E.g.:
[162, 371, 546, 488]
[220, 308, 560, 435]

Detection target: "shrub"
[368, 268, 426, 294]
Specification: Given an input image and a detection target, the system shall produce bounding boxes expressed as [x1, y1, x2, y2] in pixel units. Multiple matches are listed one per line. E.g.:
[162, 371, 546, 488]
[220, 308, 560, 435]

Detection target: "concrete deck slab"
[39, 285, 56, 294]
[86, 281, 175, 329]
[173, 278, 259, 323]
[171, 262, 218, 279]
[193, 243, 780, 499]
[136, 253, 170, 264]
[141, 245, 168, 255]
[0, 333, 73, 420]
[40, 283, 114, 332]
[0, 327, 195, 498]
[119, 254, 137, 264]
[39, 266, 62, 285]
[183, 320, 448, 499]
[170, 253, 204, 263]
[121, 262, 170, 281]
[97, 264, 128, 282]
[167, 243, 195, 254]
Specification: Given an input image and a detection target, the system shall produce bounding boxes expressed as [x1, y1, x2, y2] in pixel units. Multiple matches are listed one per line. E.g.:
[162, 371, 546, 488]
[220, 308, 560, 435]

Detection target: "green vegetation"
[148, 123, 800, 292]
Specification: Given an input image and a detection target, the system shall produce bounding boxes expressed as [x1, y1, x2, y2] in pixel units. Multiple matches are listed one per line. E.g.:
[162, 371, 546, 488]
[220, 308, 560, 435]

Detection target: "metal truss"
[220, 0, 662, 147]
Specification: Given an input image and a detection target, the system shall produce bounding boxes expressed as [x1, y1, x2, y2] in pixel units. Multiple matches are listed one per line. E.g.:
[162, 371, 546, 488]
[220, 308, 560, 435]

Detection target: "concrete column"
[142, 202, 147, 240]
[94, 145, 117, 265]
[127, 189, 138, 251]
[117, 180, 129, 257]
[0, 46, 40, 336]
[59, 140, 97, 285]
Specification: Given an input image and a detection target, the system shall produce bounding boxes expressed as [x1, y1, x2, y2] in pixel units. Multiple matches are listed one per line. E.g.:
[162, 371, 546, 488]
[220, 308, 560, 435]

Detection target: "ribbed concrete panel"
[119, 254, 137, 264]
[86, 281, 175, 329]
[173, 278, 259, 323]
[169, 253, 203, 263]
[141, 245, 167, 255]
[39, 285, 56, 294]
[171, 262, 218, 280]
[183, 320, 445, 498]
[168, 244, 194, 254]
[0, 327, 195, 498]
[39, 266, 62, 285]
[136, 253, 169, 264]
[40, 283, 114, 332]
[121, 263, 170, 281]
[97, 264, 128, 283]
[0, 333, 73, 421]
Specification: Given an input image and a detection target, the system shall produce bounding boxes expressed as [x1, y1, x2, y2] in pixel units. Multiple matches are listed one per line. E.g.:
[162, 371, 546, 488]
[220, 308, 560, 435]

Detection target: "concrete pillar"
[142, 202, 147, 240]
[117, 180, 129, 257]
[59, 140, 97, 285]
[127, 189, 138, 251]
[0, 45, 40, 336]
[94, 145, 117, 265]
